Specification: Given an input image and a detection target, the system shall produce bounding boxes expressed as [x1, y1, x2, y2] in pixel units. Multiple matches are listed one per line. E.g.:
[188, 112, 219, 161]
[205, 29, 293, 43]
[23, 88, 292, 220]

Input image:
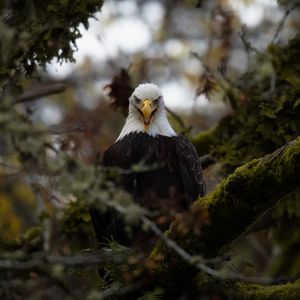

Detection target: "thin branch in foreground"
[141, 216, 300, 285]
[165, 106, 188, 133]
[94, 190, 300, 285]
[48, 121, 101, 135]
[99, 281, 144, 300]
[199, 154, 216, 169]
[0, 161, 20, 170]
[0, 253, 126, 270]
[14, 83, 66, 104]
[272, 4, 296, 44]
[48, 123, 86, 135]
[238, 24, 259, 53]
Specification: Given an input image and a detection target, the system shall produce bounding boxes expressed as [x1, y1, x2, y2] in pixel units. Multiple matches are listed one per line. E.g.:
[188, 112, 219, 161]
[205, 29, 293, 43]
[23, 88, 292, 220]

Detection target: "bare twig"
[0, 161, 21, 170]
[272, 5, 296, 44]
[48, 121, 101, 135]
[94, 189, 300, 285]
[42, 218, 51, 253]
[0, 161, 23, 178]
[14, 83, 66, 104]
[99, 281, 144, 300]
[199, 154, 215, 169]
[48, 123, 86, 135]
[0, 253, 126, 270]
[165, 106, 187, 132]
[140, 216, 300, 285]
[239, 24, 259, 53]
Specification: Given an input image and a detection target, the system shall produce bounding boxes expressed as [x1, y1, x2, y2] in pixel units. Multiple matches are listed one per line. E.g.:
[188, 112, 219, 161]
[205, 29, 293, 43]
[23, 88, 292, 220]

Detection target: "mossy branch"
[146, 138, 300, 298]
[193, 275, 300, 300]
[14, 83, 65, 104]
[227, 280, 300, 300]
[149, 138, 300, 282]
[192, 126, 219, 156]
[169, 137, 300, 256]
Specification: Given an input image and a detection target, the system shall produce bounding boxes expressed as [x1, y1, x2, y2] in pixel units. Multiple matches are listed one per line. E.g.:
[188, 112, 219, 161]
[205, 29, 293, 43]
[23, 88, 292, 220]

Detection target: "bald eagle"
[91, 83, 205, 249]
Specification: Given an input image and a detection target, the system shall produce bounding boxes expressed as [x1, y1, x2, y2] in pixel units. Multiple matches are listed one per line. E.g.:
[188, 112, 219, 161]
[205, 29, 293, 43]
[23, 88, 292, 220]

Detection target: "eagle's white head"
[117, 83, 177, 141]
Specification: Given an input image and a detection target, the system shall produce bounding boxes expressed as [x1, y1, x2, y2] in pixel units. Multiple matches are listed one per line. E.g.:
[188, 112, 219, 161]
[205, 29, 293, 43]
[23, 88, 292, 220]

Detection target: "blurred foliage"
[60, 197, 94, 250]
[0, 0, 300, 299]
[193, 31, 300, 288]
[195, 35, 300, 173]
[278, 0, 300, 7]
[0, 0, 103, 84]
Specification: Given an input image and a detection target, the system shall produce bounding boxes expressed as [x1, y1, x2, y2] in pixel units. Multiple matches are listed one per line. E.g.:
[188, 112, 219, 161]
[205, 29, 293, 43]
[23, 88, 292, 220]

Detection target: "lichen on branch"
[228, 279, 300, 300]
[169, 137, 300, 257]
[145, 138, 300, 299]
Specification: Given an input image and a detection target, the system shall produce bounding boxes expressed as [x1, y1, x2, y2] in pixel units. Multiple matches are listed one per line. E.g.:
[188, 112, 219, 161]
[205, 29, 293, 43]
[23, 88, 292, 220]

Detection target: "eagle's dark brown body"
[90, 132, 205, 249]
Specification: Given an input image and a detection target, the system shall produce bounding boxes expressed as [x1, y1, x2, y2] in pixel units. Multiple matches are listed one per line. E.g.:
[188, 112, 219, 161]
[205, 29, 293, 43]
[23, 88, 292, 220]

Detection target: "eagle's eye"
[153, 97, 161, 105]
[134, 96, 141, 104]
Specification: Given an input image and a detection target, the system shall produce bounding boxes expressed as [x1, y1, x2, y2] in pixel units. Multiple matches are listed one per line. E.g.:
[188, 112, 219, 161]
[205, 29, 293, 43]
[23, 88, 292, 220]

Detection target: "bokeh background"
[33, 0, 299, 163]
[1, 0, 300, 298]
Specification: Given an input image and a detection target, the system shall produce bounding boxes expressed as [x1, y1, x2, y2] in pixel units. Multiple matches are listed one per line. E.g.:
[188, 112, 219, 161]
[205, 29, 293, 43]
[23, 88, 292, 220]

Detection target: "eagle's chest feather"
[102, 132, 185, 208]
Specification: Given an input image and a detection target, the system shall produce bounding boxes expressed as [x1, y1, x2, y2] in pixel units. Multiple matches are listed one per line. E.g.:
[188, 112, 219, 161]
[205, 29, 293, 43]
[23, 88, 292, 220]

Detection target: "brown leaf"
[104, 68, 134, 116]
[196, 67, 219, 100]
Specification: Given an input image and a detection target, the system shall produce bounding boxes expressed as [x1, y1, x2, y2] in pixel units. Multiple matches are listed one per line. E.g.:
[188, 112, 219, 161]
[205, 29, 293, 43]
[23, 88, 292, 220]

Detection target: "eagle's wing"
[175, 135, 206, 203]
[91, 141, 133, 246]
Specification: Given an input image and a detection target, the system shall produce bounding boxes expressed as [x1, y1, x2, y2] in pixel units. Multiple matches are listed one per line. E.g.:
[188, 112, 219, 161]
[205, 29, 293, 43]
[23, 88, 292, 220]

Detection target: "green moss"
[121, 137, 300, 297]
[22, 226, 42, 242]
[145, 138, 300, 300]
[192, 126, 218, 156]
[193, 273, 229, 297]
[0, 226, 42, 252]
[155, 138, 300, 258]
[229, 280, 300, 300]
[60, 198, 95, 250]
[0, 234, 21, 251]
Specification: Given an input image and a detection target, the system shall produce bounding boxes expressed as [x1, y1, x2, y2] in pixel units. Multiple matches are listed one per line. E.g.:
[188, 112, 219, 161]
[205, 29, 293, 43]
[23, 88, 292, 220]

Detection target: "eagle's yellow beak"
[140, 99, 157, 131]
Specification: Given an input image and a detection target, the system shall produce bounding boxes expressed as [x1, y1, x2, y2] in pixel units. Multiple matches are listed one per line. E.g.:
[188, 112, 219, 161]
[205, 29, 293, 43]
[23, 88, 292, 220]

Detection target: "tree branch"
[272, 4, 296, 44]
[199, 154, 216, 169]
[14, 83, 66, 104]
[192, 126, 218, 156]
[143, 138, 300, 298]
[165, 106, 188, 133]
[144, 216, 300, 285]
[0, 252, 126, 270]
[167, 138, 300, 257]
[227, 280, 300, 300]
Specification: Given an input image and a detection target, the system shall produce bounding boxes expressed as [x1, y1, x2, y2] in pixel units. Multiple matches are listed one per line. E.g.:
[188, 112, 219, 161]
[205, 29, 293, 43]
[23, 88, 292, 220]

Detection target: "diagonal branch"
[156, 137, 300, 258]
[92, 136, 300, 285]
[272, 4, 296, 44]
[14, 83, 66, 104]
[144, 216, 300, 285]
[139, 138, 300, 298]
[165, 106, 188, 133]
[0, 252, 126, 271]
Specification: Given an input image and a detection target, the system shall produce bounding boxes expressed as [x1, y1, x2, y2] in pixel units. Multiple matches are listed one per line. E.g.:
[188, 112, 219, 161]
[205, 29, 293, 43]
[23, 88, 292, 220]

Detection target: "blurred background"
[34, 0, 298, 163]
[1, 0, 300, 298]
